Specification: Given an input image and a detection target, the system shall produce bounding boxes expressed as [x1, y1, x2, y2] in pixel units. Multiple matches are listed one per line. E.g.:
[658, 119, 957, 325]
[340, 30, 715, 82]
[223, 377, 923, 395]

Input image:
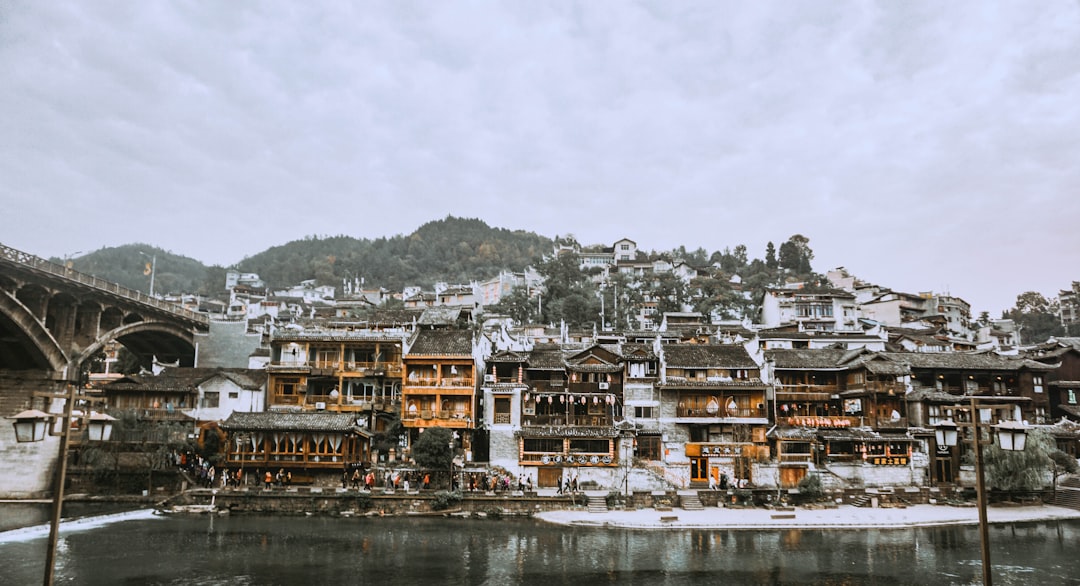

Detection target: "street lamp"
[11, 364, 114, 586]
[933, 397, 1028, 586]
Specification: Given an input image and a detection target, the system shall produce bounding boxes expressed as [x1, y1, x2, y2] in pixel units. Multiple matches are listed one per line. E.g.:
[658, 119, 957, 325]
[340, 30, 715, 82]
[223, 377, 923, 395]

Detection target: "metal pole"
[971, 396, 992, 586]
[44, 371, 78, 586]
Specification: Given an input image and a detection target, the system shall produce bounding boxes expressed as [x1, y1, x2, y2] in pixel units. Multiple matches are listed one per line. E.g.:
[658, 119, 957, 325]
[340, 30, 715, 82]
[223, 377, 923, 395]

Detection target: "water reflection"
[1, 512, 1078, 585]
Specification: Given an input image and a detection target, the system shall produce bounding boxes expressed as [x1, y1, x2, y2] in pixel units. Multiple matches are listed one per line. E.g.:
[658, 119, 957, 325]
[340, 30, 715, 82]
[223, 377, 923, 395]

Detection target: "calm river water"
[0, 509, 1078, 585]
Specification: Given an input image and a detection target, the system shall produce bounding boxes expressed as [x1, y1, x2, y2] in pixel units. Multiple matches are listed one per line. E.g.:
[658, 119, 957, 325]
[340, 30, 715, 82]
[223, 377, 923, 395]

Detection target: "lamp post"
[448, 431, 459, 490]
[933, 397, 1028, 586]
[11, 363, 114, 586]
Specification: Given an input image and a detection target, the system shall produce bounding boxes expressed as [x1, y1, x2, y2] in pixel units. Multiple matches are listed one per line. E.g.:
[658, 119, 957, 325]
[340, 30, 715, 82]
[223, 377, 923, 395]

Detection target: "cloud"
[1, 1, 1078, 315]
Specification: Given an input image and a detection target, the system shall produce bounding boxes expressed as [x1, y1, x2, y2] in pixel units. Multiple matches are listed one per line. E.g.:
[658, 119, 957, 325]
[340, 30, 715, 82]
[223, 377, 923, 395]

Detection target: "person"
[526, 475, 533, 492]
[264, 470, 273, 490]
[423, 473, 431, 490]
[286, 471, 292, 487]
[351, 468, 362, 490]
[571, 474, 578, 492]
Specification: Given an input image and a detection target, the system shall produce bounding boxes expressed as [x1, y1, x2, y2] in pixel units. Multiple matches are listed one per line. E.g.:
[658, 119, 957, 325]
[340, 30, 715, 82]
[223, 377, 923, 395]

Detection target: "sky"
[2, 2, 1079, 318]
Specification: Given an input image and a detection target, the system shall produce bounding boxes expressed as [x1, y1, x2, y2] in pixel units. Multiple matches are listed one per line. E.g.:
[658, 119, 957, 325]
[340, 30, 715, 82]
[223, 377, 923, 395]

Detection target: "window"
[1033, 376, 1044, 394]
[1069, 389, 1077, 405]
[228, 392, 239, 400]
[636, 435, 661, 460]
[569, 439, 609, 453]
[494, 398, 511, 424]
[523, 438, 563, 453]
[620, 244, 630, 250]
[201, 391, 220, 409]
[634, 406, 655, 419]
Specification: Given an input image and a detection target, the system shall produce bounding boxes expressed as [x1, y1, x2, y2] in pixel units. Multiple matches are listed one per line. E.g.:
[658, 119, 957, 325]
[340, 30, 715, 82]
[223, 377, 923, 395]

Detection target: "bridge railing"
[0, 242, 208, 326]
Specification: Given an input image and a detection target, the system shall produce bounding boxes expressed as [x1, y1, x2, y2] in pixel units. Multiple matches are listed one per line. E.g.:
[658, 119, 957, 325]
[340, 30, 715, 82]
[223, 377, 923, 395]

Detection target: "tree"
[764, 242, 778, 269]
[777, 234, 814, 275]
[1003, 292, 1065, 344]
[1049, 449, 1079, 499]
[489, 286, 537, 324]
[983, 427, 1055, 493]
[411, 427, 453, 484]
[371, 415, 404, 456]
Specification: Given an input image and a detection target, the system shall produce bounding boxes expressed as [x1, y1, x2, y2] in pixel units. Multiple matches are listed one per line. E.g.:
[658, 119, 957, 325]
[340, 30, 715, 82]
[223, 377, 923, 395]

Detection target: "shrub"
[605, 490, 623, 508]
[432, 490, 463, 511]
[797, 474, 824, 500]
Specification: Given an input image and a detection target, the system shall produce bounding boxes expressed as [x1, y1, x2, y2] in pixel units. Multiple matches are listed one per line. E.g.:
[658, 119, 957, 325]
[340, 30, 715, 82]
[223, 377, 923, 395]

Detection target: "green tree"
[983, 427, 1055, 492]
[1003, 292, 1065, 344]
[764, 242, 778, 269]
[411, 427, 453, 478]
[489, 286, 537, 324]
[1049, 449, 1079, 498]
[778, 234, 814, 275]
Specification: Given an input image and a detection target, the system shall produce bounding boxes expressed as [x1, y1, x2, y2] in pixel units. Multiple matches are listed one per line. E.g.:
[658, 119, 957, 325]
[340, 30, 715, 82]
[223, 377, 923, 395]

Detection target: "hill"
[63, 217, 553, 295]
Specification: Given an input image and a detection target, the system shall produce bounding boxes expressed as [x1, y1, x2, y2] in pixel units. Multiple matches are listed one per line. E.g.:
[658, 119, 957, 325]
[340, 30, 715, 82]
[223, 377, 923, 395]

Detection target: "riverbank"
[535, 502, 1080, 530]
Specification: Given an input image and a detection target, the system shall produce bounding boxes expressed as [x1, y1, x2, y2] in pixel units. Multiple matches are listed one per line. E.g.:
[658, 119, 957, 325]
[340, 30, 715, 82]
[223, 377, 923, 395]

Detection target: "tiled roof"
[766, 349, 850, 369]
[221, 411, 364, 432]
[662, 344, 756, 368]
[418, 307, 462, 325]
[526, 345, 571, 370]
[881, 351, 1054, 371]
[273, 329, 407, 343]
[621, 343, 657, 361]
[103, 367, 266, 393]
[407, 329, 474, 356]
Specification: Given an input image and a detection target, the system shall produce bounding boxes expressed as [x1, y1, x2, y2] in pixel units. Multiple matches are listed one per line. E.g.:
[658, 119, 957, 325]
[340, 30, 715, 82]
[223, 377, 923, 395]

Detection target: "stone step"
[587, 495, 608, 513]
[680, 493, 704, 511]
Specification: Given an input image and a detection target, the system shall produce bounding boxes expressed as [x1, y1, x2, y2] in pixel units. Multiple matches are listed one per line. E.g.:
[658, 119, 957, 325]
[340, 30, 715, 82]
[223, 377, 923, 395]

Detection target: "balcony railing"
[676, 406, 766, 418]
[781, 415, 856, 428]
[404, 377, 475, 388]
[522, 415, 611, 427]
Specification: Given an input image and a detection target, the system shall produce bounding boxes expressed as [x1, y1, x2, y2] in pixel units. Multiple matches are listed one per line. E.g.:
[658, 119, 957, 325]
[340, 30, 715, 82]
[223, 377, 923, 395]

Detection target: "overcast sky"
[2, 2, 1078, 317]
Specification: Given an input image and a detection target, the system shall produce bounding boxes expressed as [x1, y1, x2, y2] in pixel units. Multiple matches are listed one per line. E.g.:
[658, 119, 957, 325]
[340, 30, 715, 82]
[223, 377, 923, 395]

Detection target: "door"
[690, 457, 709, 484]
[538, 467, 562, 488]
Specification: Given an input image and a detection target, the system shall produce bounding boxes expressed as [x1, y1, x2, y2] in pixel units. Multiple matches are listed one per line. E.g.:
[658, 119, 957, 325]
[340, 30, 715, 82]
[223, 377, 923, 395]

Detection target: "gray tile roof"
[221, 411, 364, 432]
[766, 349, 851, 369]
[407, 329, 474, 356]
[662, 344, 756, 368]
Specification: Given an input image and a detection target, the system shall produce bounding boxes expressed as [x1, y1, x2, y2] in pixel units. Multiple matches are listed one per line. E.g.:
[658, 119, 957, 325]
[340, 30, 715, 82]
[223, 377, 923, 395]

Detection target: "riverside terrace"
[151, 480, 1080, 521]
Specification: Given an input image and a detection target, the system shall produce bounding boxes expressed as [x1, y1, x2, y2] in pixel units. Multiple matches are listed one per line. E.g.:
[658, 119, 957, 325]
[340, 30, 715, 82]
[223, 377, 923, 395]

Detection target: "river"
[0, 509, 1077, 585]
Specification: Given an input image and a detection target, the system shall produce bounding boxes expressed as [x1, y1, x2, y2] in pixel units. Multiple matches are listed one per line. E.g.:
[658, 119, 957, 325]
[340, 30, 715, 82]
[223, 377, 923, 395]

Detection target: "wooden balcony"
[522, 415, 612, 427]
[781, 415, 856, 428]
[676, 406, 767, 419]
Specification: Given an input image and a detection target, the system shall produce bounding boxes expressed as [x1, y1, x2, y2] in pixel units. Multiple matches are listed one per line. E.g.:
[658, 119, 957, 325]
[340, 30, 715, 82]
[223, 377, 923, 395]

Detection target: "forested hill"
[238, 217, 551, 291]
[62, 217, 552, 295]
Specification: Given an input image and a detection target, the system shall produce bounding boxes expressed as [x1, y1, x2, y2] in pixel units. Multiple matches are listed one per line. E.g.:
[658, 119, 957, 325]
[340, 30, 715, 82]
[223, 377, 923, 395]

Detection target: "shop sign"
[869, 456, 909, 466]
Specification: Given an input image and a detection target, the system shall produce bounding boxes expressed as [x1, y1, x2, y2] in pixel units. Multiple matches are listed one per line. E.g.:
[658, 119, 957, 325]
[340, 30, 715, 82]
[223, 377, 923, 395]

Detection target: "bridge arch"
[0, 290, 68, 371]
[87, 320, 197, 370]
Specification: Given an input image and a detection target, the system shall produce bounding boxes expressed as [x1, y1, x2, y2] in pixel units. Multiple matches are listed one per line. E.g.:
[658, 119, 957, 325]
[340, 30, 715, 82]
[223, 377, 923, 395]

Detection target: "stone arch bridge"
[0, 242, 209, 418]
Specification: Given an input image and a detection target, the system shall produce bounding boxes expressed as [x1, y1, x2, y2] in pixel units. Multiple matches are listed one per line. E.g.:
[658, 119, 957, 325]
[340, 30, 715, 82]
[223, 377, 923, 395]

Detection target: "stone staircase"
[1055, 477, 1080, 511]
[587, 494, 609, 513]
[679, 492, 704, 511]
[850, 494, 872, 508]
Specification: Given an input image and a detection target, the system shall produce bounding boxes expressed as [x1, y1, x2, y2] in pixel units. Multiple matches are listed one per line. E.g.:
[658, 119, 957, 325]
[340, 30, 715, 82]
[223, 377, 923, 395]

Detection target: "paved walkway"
[536, 503, 1080, 530]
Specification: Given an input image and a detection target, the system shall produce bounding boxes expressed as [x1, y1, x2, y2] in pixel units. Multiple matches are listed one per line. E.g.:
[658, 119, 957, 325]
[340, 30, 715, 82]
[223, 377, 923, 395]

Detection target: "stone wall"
[169, 488, 585, 516]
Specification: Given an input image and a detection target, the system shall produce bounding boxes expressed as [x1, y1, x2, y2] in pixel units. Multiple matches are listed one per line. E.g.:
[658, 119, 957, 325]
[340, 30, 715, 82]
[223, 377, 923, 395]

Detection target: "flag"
[144, 262, 152, 275]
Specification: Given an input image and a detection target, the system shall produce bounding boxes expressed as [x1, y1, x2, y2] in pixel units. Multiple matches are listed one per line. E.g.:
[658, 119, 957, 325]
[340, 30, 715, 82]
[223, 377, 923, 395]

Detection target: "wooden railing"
[677, 406, 766, 418]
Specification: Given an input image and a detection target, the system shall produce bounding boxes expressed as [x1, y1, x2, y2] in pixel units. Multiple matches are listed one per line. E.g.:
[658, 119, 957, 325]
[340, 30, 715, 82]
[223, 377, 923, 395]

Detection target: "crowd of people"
[176, 451, 597, 496]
